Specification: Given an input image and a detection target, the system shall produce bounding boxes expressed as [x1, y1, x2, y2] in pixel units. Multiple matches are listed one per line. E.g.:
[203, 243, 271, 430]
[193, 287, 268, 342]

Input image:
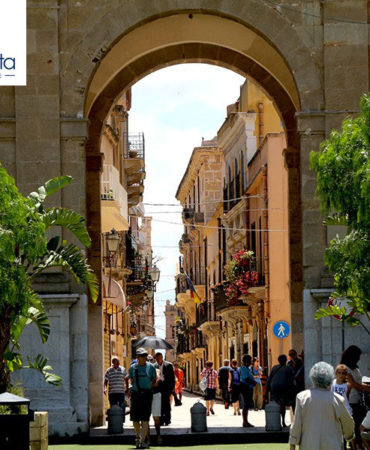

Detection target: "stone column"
[283, 147, 303, 351]
[15, 3, 61, 197]
[14, 294, 88, 436]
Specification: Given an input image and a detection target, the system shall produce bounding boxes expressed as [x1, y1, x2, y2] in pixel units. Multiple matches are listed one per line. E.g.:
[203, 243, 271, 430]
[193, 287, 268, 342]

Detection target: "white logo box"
[0, 0, 26, 86]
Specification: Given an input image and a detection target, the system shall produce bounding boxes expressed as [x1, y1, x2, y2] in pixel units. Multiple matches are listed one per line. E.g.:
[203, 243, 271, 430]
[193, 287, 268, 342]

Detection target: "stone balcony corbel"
[198, 321, 221, 337]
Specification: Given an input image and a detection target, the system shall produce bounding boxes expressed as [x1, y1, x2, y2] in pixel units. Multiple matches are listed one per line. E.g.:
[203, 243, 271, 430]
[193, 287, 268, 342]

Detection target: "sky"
[129, 64, 245, 339]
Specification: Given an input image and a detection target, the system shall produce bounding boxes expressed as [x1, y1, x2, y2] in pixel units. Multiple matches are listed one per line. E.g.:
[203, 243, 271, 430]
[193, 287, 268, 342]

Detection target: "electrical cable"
[142, 194, 263, 207]
[144, 207, 282, 214]
[265, 0, 368, 25]
[151, 218, 287, 232]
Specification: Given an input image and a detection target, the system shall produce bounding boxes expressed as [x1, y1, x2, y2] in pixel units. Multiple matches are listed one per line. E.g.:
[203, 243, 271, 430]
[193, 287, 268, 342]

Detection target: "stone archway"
[77, 7, 323, 425]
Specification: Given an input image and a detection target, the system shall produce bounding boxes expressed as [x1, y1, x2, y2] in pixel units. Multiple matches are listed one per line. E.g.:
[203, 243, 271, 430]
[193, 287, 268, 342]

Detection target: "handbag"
[199, 369, 210, 392]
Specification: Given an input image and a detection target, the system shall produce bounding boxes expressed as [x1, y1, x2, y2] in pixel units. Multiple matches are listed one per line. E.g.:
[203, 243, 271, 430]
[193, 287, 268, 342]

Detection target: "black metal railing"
[183, 208, 195, 221]
[213, 284, 228, 312]
[123, 132, 145, 159]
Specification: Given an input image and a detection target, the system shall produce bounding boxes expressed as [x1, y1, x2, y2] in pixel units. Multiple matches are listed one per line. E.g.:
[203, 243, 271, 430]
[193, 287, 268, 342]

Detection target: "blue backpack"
[231, 367, 240, 385]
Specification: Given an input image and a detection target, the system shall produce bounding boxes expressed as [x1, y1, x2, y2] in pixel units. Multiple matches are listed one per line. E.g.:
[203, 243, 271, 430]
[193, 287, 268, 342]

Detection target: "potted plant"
[224, 249, 259, 306]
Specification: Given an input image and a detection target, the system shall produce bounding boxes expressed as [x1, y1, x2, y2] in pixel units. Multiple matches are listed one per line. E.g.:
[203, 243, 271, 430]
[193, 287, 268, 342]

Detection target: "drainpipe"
[262, 166, 269, 370]
[258, 103, 264, 147]
[262, 166, 269, 318]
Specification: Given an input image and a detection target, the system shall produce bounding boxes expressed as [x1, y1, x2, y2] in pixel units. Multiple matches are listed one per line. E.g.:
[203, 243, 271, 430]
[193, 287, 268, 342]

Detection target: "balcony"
[127, 182, 144, 207]
[101, 164, 129, 232]
[123, 132, 145, 176]
[212, 283, 228, 312]
[182, 208, 204, 224]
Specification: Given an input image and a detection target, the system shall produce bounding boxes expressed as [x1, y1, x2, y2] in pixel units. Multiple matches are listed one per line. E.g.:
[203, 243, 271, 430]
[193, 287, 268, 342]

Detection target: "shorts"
[240, 385, 254, 411]
[130, 389, 153, 422]
[231, 385, 240, 403]
[271, 389, 293, 406]
[152, 392, 162, 418]
[204, 388, 216, 401]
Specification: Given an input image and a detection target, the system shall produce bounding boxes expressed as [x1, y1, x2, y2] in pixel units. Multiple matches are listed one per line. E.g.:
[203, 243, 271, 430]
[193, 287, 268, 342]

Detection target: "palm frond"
[26, 355, 62, 386]
[34, 243, 98, 302]
[25, 307, 50, 343]
[41, 208, 91, 247]
[28, 176, 72, 206]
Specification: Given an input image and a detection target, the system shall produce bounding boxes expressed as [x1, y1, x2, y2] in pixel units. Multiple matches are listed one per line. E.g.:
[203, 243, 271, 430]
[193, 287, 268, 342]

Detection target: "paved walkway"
[89, 392, 291, 443]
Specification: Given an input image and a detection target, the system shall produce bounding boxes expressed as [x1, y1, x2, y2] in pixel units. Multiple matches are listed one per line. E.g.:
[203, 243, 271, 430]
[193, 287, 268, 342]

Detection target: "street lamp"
[150, 265, 160, 283]
[106, 229, 120, 253]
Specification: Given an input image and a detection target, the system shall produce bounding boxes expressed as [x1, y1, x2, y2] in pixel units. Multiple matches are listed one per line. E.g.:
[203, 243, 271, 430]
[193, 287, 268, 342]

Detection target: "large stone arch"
[76, 6, 324, 425]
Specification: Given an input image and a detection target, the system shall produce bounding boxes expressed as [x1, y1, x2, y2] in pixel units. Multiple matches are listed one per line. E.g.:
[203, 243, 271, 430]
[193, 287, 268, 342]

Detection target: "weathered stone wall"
[0, 0, 368, 435]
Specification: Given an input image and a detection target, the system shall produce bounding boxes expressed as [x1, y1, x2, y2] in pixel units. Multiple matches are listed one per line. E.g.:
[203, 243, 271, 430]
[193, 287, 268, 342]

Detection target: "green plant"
[224, 249, 258, 305]
[311, 94, 370, 334]
[0, 165, 98, 392]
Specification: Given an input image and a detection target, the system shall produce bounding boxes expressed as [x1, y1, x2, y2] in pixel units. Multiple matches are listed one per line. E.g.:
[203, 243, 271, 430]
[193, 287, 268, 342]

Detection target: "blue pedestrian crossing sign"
[273, 321, 290, 339]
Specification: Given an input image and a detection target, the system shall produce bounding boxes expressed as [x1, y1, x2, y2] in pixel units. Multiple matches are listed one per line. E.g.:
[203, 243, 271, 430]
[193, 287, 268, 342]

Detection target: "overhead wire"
[264, 0, 368, 25]
[142, 194, 263, 207]
[151, 218, 287, 232]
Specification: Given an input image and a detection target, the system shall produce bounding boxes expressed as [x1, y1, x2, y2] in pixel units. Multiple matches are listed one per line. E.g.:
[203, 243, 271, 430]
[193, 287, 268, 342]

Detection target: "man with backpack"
[218, 359, 232, 409]
[129, 348, 157, 449]
[230, 359, 242, 415]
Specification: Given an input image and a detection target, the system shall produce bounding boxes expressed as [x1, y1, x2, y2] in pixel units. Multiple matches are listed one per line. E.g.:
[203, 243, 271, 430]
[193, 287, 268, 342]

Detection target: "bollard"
[190, 401, 207, 432]
[265, 400, 282, 431]
[107, 404, 124, 434]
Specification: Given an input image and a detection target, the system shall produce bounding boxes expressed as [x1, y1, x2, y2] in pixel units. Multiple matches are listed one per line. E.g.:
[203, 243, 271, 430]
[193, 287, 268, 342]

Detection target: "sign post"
[273, 321, 290, 354]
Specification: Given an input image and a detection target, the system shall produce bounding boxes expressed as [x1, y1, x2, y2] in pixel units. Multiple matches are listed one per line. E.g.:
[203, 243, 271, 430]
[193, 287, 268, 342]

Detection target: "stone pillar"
[15, 2, 61, 197]
[283, 147, 303, 351]
[14, 294, 89, 436]
[304, 289, 370, 385]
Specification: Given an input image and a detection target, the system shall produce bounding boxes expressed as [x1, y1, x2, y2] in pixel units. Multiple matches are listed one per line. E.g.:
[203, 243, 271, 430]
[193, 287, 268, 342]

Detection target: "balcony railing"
[123, 132, 145, 159]
[101, 164, 128, 219]
[213, 284, 228, 312]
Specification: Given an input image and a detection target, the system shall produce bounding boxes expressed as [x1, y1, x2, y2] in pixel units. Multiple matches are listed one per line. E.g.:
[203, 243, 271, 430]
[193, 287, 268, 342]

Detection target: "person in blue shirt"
[230, 359, 241, 415]
[129, 348, 157, 449]
[240, 354, 256, 427]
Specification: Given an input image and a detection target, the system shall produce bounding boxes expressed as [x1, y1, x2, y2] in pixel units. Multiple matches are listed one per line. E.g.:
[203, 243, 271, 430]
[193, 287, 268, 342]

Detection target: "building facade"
[174, 80, 292, 390]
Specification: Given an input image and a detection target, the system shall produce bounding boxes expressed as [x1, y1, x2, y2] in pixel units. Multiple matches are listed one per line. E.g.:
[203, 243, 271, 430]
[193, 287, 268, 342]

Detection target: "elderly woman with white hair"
[289, 361, 354, 450]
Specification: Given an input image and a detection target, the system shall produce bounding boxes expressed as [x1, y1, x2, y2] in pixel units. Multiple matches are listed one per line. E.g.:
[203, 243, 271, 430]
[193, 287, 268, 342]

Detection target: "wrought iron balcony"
[124, 132, 145, 159]
[213, 283, 228, 312]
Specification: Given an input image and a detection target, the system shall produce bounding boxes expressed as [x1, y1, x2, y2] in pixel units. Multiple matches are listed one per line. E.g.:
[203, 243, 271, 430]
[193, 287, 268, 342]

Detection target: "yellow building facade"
[175, 79, 291, 392]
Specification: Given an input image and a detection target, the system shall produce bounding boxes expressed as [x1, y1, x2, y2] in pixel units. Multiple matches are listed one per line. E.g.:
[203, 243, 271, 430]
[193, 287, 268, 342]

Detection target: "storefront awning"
[102, 275, 126, 308]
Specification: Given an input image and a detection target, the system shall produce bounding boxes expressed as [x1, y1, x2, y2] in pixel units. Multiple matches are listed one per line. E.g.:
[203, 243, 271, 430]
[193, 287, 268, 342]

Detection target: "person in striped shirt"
[104, 357, 129, 413]
[201, 361, 219, 416]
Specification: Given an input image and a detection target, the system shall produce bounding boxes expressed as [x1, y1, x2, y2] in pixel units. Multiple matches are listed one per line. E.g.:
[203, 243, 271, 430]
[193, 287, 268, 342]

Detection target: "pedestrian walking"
[266, 354, 294, 428]
[174, 362, 184, 405]
[129, 348, 157, 449]
[251, 357, 263, 410]
[104, 357, 129, 418]
[218, 359, 232, 409]
[240, 354, 256, 427]
[289, 361, 354, 450]
[341, 345, 370, 449]
[154, 352, 175, 426]
[200, 360, 219, 416]
[151, 367, 163, 445]
[288, 348, 305, 411]
[230, 359, 241, 416]
[331, 364, 353, 416]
